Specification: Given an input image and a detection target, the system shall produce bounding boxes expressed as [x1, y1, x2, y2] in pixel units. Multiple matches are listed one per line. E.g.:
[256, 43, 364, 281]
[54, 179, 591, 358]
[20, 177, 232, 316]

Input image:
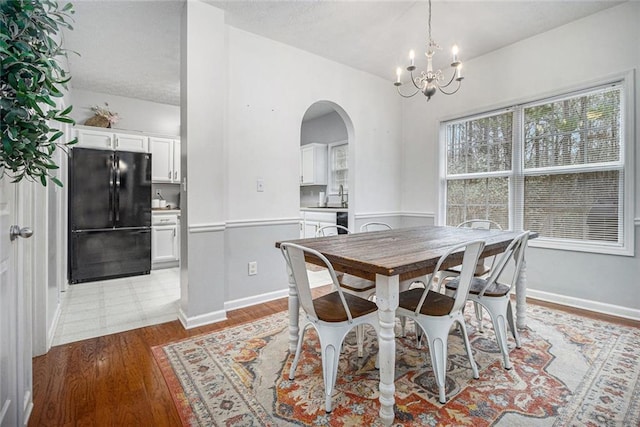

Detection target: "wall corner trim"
[188, 222, 226, 233]
[225, 217, 300, 228]
[178, 307, 227, 329]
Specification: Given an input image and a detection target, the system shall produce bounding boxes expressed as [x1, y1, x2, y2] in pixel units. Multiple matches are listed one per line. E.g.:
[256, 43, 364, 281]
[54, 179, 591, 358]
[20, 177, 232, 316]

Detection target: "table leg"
[375, 274, 398, 426]
[515, 259, 527, 330]
[287, 269, 299, 353]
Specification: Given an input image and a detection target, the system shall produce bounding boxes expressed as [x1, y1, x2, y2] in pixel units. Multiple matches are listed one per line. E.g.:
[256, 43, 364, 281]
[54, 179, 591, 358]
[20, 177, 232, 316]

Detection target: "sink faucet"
[339, 184, 347, 208]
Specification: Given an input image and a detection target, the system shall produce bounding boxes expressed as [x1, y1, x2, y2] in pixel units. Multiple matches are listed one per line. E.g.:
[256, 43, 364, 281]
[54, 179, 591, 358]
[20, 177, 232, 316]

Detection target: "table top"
[277, 225, 528, 282]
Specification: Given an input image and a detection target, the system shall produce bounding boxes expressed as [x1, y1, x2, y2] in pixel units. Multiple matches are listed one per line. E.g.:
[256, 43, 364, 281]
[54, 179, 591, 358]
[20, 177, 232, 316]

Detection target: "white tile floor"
[53, 267, 331, 347]
[53, 268, 180, 346]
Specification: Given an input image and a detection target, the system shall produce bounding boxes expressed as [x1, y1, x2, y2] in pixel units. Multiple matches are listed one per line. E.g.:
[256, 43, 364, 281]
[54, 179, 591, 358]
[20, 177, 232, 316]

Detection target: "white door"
[1, 177, 32, 426]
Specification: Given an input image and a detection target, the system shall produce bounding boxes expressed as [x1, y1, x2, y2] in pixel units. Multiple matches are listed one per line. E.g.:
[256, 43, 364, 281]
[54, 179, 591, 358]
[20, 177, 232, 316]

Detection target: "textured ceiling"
[62, 0, 625, 107]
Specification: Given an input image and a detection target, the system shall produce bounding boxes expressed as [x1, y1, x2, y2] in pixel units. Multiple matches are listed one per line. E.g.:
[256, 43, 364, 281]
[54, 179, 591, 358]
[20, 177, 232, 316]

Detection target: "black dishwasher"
[336, 212, 348, 234]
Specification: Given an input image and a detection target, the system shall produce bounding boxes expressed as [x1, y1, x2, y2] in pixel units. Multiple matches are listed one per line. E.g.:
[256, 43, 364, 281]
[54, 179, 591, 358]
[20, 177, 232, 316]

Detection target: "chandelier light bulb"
[409, 50, 415, 66]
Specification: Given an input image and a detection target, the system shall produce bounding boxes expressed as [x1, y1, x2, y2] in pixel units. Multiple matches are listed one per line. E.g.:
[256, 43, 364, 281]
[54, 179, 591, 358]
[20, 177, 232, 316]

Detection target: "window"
[441, 77, 633, 255]
[328, 141, 348, 194]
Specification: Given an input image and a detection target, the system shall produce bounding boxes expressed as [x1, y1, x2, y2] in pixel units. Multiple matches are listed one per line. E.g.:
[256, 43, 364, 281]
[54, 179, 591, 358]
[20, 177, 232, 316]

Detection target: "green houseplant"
[0, 0, 76, 186]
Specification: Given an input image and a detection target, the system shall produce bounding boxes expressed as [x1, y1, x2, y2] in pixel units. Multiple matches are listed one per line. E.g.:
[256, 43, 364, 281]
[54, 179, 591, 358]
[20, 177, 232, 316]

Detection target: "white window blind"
[442, 80, 630, 254]
[521, 85, 623, 243]
[444, 111, 512, 229]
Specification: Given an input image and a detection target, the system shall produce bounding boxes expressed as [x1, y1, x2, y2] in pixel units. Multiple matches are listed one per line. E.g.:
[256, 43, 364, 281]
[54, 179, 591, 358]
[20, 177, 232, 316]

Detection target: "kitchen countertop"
[152, 208, 180, 213]
[300, 207, 348, 213]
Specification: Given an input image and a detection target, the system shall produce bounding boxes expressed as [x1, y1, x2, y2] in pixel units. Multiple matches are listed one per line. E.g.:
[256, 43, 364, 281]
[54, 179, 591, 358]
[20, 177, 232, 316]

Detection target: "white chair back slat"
[414, 240, 485, 315]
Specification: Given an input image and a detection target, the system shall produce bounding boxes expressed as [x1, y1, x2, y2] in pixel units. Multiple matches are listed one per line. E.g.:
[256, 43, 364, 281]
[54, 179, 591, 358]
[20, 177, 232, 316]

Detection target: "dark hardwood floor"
[29, 292, 639, 426]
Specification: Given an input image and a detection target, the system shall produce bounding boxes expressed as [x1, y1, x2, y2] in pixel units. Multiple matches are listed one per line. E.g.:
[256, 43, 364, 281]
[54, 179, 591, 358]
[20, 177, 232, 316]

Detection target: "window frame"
[439, 72, 635, 256]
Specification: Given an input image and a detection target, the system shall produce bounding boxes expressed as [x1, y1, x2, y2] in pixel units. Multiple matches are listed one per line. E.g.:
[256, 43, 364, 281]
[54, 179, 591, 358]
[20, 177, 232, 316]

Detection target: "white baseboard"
[224, 288, 289, 312]
[527, 288, 640, 322]
[178, 307, 227, 329]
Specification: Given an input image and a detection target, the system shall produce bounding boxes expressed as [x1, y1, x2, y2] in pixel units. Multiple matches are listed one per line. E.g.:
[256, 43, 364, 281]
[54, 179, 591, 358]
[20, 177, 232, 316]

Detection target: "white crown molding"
[527, 288, 640, 322]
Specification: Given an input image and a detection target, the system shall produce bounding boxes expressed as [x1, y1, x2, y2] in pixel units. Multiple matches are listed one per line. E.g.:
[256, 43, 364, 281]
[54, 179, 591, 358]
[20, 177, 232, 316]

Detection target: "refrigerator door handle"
[109, 154, 115, 225]
[115, 154, 121, 223]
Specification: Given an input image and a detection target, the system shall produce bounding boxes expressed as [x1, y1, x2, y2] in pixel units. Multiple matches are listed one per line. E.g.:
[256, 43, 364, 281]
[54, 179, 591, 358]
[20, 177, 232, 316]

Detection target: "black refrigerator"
[68, 147, 152, 284]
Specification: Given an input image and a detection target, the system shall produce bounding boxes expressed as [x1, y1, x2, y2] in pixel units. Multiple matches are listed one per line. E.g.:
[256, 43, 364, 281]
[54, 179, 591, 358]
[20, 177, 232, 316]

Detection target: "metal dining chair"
[359, 221, 392, 232]
[444, 231, 530, 370]
[316, 224, 350, 236]
[315, 225, 375, 357]
[396, 239, 486, 403]
[280, 242, 379, 413]
[434, 219, 503, 331]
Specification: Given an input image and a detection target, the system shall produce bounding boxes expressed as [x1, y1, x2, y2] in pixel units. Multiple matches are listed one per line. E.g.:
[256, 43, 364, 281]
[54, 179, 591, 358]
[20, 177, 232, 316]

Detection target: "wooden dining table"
[276, 225, 532, 426]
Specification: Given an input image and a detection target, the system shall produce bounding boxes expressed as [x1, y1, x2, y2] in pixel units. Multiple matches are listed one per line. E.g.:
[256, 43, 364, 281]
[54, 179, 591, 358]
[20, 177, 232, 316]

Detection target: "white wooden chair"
[396, 239, 485, 403]
[280, 242, 379, 412]
[359, 221, 392, 232]
[444, 231, 530, 370]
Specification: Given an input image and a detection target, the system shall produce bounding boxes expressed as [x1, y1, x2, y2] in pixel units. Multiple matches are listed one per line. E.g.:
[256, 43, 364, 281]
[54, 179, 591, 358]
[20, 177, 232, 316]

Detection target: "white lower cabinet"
[152, 212, 180, 268]
[300, 211, 338, 238]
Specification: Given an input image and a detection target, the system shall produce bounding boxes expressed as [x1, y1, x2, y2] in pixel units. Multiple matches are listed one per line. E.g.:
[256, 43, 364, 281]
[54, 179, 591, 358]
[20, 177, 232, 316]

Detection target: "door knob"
[10, 225, 33, 241]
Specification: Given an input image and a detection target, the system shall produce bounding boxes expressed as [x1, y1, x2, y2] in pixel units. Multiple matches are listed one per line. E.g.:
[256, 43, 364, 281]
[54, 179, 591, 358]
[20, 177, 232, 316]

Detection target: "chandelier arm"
[397, 85, 421, 98]
[437, 79, 462, 96]
[409, 70, 422, 91]
[439, 69, 458, 89]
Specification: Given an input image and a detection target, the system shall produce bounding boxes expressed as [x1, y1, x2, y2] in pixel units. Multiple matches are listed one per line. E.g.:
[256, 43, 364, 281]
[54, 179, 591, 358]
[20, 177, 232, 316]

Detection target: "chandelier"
[394, 0, 464, 101]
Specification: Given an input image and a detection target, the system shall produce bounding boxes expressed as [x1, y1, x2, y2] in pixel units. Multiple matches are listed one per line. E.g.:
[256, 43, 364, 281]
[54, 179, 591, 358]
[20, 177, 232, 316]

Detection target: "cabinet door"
[304, 221, 318, 238]
[114, 132, 148, 153]
[152, 224, 178, 263]
[300, 145, 314, 184]
[76, 129, 113, 150]
[172, 139, 181, 182]
[150, 137, 173, 182]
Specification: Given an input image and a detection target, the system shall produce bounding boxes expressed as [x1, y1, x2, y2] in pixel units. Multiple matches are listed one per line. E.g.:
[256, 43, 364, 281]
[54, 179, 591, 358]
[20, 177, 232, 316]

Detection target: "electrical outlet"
[156, 189, 162, 197]
[248, 261, 258, 276]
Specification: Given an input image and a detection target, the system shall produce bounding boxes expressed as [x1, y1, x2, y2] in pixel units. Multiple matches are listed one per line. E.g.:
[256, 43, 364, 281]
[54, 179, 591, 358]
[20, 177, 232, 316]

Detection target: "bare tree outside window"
[443, 83, 624, 248]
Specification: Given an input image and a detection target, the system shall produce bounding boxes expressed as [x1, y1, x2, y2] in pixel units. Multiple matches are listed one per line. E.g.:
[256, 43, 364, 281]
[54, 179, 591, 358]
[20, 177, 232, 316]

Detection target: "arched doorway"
[299, 101, 355, 233]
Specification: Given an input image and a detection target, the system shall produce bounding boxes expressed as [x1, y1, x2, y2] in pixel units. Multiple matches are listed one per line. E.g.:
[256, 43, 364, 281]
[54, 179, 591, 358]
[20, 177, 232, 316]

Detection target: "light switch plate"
[256, 179, 264, 192]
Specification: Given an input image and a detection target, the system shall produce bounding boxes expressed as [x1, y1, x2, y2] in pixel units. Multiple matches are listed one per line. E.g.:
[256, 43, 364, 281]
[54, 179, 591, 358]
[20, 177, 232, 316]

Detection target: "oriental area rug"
[152, 303, 640, 426]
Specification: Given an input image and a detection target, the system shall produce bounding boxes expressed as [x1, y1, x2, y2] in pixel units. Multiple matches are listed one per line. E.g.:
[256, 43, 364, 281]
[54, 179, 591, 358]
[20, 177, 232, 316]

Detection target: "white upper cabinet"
[300, 143, 327, 185]
[113, 132, 148, 152]
[149, 137, 181, 183]
[75, 126, 148, 153]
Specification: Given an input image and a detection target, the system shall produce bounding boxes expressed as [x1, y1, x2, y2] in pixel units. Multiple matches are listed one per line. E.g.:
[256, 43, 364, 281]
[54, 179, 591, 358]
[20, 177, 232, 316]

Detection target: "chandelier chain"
[428, 0, 432, 44]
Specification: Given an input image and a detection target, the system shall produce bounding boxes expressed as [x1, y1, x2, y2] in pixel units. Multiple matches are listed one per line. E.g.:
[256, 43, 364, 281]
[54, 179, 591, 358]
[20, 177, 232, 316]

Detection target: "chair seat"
[445, 263, 491, 277]
[398, 288, 454, 317]
[445, 277, 510, 297]
[313, 291, 378, 322]
[337, 273, 376, 293]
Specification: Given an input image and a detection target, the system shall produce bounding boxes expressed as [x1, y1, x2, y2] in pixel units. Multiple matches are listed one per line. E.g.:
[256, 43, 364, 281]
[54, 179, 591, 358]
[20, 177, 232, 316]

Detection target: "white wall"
[220, 23, 403, 304]
[301, 111, 348, 145]
[70, 89, 180, 136]
[401, 2, 640, 317]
